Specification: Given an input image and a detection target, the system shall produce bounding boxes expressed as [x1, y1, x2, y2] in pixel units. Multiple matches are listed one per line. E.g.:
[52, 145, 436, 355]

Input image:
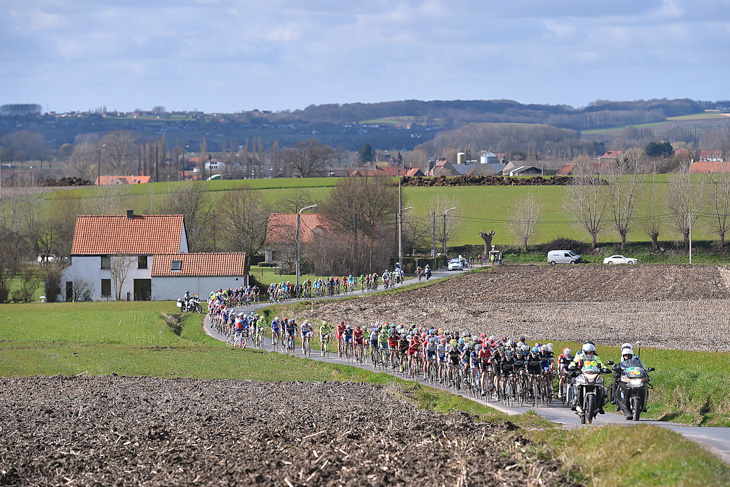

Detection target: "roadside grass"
[525, 424, 729, 487]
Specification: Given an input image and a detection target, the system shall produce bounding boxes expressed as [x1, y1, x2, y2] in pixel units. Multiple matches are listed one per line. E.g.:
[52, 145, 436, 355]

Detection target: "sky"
[1, 0, 729, 114]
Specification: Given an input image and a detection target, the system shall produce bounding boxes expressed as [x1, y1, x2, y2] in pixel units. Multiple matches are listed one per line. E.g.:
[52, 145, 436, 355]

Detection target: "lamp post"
[296, 204, 317, 286]
[443, 207, 456, 259]
[398, 206, 412, 271]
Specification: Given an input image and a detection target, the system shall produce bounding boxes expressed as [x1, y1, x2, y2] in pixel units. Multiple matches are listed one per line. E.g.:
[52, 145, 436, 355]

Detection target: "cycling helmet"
[475, 344, 482, 351]
[458, 338, 465, 346]
[488, 335, 496, 342]
[563, 347, 572, 356]
[545, 344, 553, 353]
[504, 350, 513, 359]
[531, 346, 539, 354]
[516, 348, 525, 357]
[346, 324, 351, 329]
[582, 343, 596, 354]
[356, 325, 361, 330]
[275, 317, 279, 321]
[322, 321, 328, 326]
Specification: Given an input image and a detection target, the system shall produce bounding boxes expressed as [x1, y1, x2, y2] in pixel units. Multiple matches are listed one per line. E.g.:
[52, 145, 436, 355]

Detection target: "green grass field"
[19, 174, 730, 253]
[0, 300, 727, 485]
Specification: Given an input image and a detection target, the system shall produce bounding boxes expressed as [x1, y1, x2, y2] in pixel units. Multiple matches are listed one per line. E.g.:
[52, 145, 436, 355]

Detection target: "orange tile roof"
[95, 175, 151, 185]
[265, 213, 324, 244]
[152, 253, 247, 277]
[71, 214, 184, 255]
[689, 160, 730, 173]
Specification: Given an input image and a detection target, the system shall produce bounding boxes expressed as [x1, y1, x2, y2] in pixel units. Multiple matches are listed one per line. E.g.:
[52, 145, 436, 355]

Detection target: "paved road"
[202, 266, 730, 465]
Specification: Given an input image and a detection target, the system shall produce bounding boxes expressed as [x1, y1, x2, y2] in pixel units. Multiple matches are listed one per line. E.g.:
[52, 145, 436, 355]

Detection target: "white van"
[547, 250, 581, 265]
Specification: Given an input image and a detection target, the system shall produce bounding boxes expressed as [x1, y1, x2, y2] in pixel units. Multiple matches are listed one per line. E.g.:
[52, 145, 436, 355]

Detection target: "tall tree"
[666, 160, 705, 248]
[508, 192, 542, 251]
[358, 143, 375, 164]
[640, 160, 663, 250]
[607, 148, 643, 249]
[217, 186, 270, 259]
[707, 167, 730, 246]
[282, 140, 334, 177]
[102, 130, 136, 174]
[565, 156, 608, 249]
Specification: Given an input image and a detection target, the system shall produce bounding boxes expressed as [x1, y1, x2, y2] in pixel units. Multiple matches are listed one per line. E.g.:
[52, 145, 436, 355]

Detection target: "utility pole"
[443, 207, 456, 258]
[432, 212, 436, 269]
[296, 204, 317, 285]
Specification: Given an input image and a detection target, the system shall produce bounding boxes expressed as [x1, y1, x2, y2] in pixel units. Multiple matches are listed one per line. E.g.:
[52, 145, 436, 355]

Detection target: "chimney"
[126, 210, 134, 219]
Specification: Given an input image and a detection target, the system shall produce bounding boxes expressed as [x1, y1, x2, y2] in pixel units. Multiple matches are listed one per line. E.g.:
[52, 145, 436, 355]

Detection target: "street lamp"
[443, 207, 456, 259]
[398, 206, 412, 271]
[296, 204, 317, 286]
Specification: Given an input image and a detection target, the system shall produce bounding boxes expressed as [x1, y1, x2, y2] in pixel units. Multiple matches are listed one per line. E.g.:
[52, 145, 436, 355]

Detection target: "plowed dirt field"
[300, 265, 730, 352]
[0, 376, 578, 486]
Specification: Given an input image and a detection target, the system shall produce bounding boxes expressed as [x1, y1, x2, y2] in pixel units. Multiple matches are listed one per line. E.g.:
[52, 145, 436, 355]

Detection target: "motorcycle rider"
[568, 343, 607, 414]
[610, 344, 645, 410]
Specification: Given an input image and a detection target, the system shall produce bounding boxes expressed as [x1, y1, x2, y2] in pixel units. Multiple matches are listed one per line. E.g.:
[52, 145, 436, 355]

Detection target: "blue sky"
[1, 0, 728, 113]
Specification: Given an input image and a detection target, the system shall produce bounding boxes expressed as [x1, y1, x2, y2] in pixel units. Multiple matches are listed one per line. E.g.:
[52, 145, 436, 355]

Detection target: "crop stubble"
[0, 377, 577, 486]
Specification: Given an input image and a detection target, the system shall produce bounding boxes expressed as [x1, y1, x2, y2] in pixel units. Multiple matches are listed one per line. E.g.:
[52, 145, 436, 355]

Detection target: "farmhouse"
[62, 211, 247, 301]
[264, 213, 326, 266]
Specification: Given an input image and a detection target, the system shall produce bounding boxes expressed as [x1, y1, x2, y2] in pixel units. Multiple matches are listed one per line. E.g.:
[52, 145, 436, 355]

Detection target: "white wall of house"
[152, 276, 248, 301]
[61, 255, 153, 301]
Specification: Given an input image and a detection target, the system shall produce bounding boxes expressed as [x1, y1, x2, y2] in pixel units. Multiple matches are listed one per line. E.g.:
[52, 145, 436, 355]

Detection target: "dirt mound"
[0, 376, 578, 486]
[301, 265, 730, 352]
[401, 175, 572, 187]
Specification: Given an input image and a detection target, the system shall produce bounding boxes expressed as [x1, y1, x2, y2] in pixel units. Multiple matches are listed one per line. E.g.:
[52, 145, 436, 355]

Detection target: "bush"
[257, 262, 276, 268]
[44, 264, 64, 303]
[541, 238, 589, 254]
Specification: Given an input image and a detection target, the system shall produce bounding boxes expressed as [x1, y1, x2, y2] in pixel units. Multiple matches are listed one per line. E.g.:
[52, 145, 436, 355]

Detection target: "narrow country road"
[202, 266, 730, 466]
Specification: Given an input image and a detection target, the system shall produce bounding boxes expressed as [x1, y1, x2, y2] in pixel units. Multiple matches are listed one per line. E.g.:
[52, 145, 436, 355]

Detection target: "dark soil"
[0, 376, 580, 486]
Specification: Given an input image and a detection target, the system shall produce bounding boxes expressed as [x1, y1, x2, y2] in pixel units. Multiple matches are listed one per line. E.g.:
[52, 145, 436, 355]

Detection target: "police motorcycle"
[614, 364, 655, 421]
[572, 359, 613, 424]
[177, 292, 203, 313]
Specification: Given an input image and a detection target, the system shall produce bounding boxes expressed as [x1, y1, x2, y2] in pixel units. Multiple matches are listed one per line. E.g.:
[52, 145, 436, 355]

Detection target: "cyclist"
[270, 316, 282, 346]
[398, 332, 410, 372]
[354, 325, 365, 359]
[343, 324, 354, 357]
[319, 321, 332, 356]
[336, 321, 347, 357]
[284, 318, 298, 351]
[447, 339, 461, 386]
[557, 347, 573, 400]
[369, 323, 380, 358]
[300, 320, 314, 354]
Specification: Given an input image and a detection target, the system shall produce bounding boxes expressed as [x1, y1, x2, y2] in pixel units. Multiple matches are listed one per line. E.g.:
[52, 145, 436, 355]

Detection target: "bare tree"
[565, 156, 608, 249]
[607, 148, 643, 249]
[217, 186, 270, 260]
[508, 192, 542, 251]
[102, 130, 137, 174]
[707, 167, 730, 246]
[110, 254, 136, 301]
[318, 176, 398, 274]
[282, 140, 334, 178]
[641, 161, 663, 251]
[67, 138, 98, 182]
[87, 185, 130, 215]
[666, 161, 705, 248]
[157, 181, 212, 251]
[276, 190, 317, 214]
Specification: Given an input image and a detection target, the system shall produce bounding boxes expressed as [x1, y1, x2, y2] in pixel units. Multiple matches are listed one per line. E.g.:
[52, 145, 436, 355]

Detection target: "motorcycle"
[177, 295, 203, 313]
[425, 268, 432, 280]
[572, 360, 612, 424]
[615, 364, 655, 421]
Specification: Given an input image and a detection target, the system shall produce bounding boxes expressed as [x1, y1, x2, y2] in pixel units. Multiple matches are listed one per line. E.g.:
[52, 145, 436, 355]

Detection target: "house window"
[138, 256, 148, 269]
[171, 260, 182, 271]
[101, 256, 110, 269]
[101, 279, 111, 297]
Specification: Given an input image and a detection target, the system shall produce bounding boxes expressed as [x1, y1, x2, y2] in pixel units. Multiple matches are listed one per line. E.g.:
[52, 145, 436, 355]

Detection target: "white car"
[447, 258, 464, 271]
[603, 255, 638, 265]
